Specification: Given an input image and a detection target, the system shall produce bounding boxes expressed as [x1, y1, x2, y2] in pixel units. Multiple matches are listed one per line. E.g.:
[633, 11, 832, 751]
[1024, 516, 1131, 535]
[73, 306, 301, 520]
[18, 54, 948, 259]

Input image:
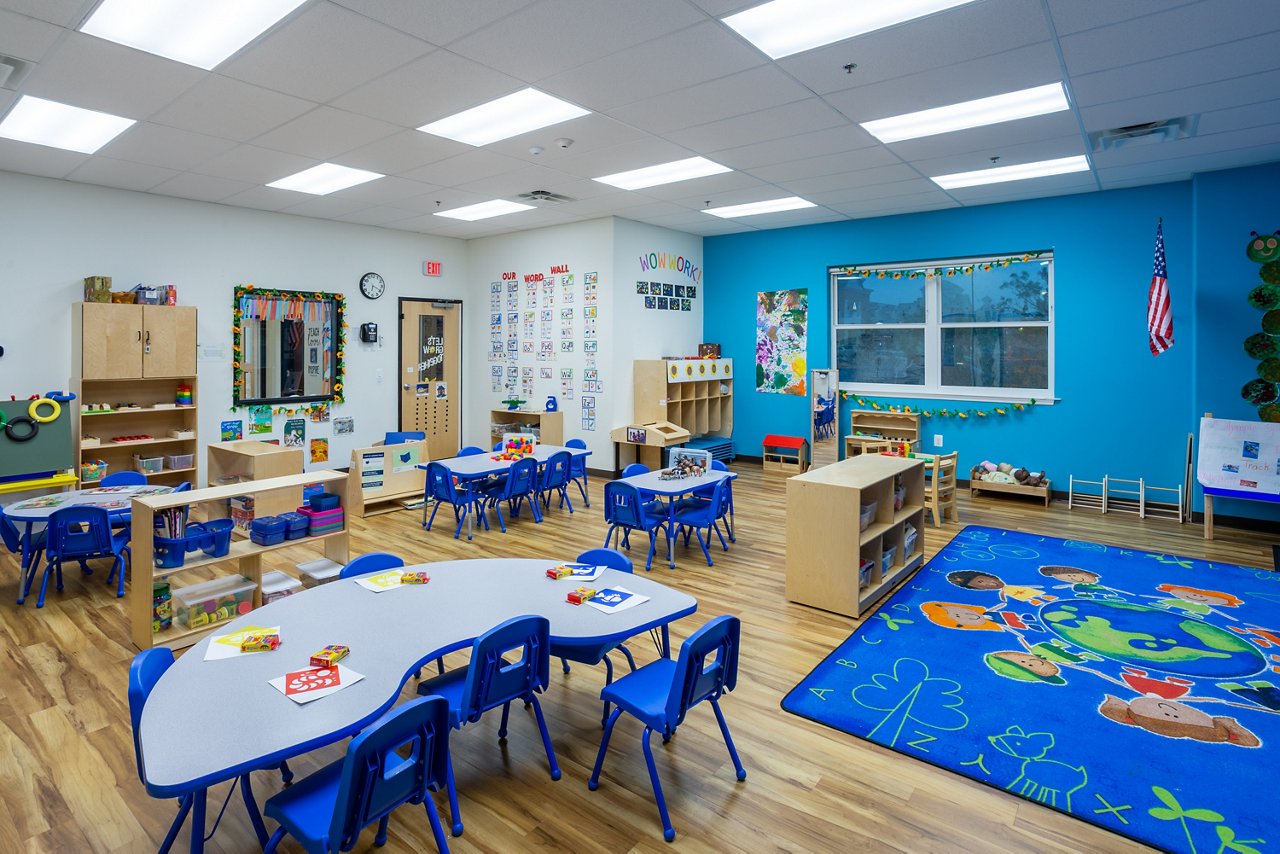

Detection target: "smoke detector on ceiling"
[1089, 115, 1198, 151]
[517, 189, 574, 204]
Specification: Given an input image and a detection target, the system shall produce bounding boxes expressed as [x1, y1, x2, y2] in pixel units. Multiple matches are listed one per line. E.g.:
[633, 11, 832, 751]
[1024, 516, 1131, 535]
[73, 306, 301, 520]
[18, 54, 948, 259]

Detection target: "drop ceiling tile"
[538, 21, 765, 112]
[1079, 69, 1280, 133]
[634, 170, 769, 203]
[910, 135, 1087, 179]
[220, 185, 309, 212]
[847, 197, 960, 219]
[252, 107, 401, 161]
[0, 9, 62, 63]
[66, 156, 177, 191]
[400, 148, 526, 187]
[684, 0, 757, 15]
[331, 50, 523, 128]
[281, 195, 370, 219]
[220, 3, 433, 103]
[1099, 173, 1191, 191]
[727, 208, 848, 230]
[806, 178, 944, 206]
[331, 175, 441, 205]
[883, 112, 1082, 163]
[1045, 0, 1201, 36]
[610, 65, 812, 134]
[0, 88, 13, 112]
[0, 137, 86, 177]
[774, 163, 924, 196]
[0, 0, 94, 28]
[150, 172, 253, 203]
[330, 0, 537, 46]
[948, 172, 1096, 203]
[825, 190, 957, 216]
[332, 205, 418, 226]
[338, 130, 468, 176]
[541, 137, 694, 181]
[712, 125, 874, 171]
[1196, 99, 1280, 136]
[151, 76, 314, 141]
[96, 122, 238, 171]
[485, 115, 651, 165]
[666, 99, 850, 152]
[194, 144, 315, 184]
[447, 0, 704, 81]
[24, 32, 204, 119]
[747, 146, 903, 183]
[455, 162, 580, 197]
[392, 187, 493, 213]
[1092, 124, 1280, 169]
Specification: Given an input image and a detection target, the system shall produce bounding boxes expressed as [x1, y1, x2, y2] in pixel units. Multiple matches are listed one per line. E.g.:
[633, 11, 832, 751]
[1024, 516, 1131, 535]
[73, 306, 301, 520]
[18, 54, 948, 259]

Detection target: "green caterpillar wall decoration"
[1244, 230, 1280, 421]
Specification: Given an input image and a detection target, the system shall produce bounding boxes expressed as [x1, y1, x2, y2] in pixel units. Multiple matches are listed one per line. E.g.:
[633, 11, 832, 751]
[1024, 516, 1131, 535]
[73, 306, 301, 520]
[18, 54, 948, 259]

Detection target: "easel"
[1199, 412, 1280, 539]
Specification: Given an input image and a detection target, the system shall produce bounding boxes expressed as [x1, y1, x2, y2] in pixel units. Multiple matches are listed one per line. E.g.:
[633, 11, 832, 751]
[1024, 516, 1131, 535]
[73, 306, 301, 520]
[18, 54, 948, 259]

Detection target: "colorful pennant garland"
[231, 283, 347, 407]
[835, 252, 1044, 280]
[839, 391, 1036, 419]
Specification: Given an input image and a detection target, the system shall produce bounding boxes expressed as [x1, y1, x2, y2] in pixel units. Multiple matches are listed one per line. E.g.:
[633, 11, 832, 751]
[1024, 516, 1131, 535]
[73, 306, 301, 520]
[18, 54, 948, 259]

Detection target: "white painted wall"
[0, 170, 470, 483]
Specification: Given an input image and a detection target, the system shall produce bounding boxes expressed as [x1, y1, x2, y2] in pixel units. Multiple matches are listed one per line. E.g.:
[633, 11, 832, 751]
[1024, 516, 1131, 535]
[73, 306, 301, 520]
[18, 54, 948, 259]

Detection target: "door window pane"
[940, 260, 1049, 322]
[941, 326, 1048, 389]
[836, 327, 925, 385]
[836, 275, 925, 324]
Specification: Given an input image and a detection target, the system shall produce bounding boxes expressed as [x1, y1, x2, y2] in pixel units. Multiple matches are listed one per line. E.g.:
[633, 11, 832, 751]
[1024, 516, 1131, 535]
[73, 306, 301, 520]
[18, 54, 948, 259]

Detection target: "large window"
[833, 253, 1053, 400]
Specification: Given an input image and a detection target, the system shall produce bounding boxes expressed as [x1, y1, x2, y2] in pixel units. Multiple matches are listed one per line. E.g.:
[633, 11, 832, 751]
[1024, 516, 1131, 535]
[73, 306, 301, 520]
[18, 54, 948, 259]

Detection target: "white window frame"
[832, 252, 1055, 403]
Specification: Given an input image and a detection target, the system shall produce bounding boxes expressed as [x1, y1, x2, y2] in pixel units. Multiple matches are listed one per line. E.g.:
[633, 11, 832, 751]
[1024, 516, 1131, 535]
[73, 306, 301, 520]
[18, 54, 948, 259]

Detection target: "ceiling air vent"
[1089, 115, 1198, 151]
[0, 54, 35, 89]
[517, 189, 574, 204]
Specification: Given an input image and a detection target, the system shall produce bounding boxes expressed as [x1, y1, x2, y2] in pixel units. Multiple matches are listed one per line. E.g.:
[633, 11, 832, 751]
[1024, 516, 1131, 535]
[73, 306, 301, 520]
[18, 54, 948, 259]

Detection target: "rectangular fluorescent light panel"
[862, 83, 1069, 143]
[419, 88, 589, 146]
[267, 163, 383, 195]
[931, 155, 1090, 189]
[0, 95, 134, 154]
[595, 157, 731, 190]
[434, 200, 535, 221]
[81, 0, 308, 70]
[724, 0, 979, 60]
[703, 197, 816, 218]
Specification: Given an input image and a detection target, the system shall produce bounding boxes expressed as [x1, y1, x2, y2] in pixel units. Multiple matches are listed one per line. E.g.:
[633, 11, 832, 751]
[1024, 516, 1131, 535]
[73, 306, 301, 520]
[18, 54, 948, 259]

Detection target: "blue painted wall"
[704, 163, 1280, 524]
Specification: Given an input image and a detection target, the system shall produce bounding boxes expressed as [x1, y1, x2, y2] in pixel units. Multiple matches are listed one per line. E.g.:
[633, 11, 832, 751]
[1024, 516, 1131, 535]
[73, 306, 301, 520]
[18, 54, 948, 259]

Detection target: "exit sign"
[423, 260, 442, 276]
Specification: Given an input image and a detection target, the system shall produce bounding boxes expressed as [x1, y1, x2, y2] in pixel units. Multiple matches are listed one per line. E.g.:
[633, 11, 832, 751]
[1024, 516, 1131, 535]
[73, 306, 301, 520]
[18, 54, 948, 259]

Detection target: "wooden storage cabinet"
[845, 409, 920, 457]
[130, 471, 349, 650]
[76, 303, 196, 379]
[78, 378, 199, 484]
[785, 455, 926, 617]
[489, 409, 563, 447]
[206, 440, 306, 526]
[633, 359, 733, 439]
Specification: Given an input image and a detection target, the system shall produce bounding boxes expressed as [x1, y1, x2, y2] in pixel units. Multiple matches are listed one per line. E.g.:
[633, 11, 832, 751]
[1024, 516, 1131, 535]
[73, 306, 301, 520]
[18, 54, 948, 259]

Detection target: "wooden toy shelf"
[130, 470, 349, 651]
[489, 409, 563, 447]
[206, 440, 305, 525]
[785, 454, 926, 618]
[633, 359, 733, 439]
[845, 409, 920, 457]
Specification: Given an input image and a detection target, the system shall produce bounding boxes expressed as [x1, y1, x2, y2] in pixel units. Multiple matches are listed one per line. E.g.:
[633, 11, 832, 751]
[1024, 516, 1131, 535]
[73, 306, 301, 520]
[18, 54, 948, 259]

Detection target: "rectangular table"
[617, 468, 736, 569]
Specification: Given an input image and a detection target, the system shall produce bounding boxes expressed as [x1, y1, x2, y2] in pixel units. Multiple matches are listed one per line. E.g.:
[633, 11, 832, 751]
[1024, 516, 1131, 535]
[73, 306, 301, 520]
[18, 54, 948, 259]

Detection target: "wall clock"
[359, 272, 385, 299]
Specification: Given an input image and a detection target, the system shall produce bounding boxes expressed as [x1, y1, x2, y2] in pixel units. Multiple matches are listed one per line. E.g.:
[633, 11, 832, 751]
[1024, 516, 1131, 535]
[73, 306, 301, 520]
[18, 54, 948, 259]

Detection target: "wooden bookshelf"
[845, 409, 920, 457]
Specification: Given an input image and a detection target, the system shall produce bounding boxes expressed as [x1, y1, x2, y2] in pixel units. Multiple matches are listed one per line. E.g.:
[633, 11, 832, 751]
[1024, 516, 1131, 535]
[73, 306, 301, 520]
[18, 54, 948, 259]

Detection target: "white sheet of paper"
[269, 664, 365, 704]
[353, 570, 404, 592]
[204, 625, 280, 661]
[586, 586, 650, 614]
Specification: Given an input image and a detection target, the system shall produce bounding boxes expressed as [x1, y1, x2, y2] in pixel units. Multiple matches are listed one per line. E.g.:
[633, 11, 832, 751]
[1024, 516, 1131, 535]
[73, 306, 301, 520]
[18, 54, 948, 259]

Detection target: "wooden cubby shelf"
[489, 409, 563, 447]
[845, 409, 921, 458]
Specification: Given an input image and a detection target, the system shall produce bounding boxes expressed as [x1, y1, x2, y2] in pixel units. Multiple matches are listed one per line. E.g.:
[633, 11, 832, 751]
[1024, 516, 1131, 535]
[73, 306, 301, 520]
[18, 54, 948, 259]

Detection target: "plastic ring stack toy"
[5, 416, 39, 442]
[29, 397, 60, 423]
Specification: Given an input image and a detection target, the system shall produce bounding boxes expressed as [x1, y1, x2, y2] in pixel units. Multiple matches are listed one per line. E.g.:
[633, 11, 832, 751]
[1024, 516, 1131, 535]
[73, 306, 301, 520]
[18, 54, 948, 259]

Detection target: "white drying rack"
[1068, 474, 1184, 523]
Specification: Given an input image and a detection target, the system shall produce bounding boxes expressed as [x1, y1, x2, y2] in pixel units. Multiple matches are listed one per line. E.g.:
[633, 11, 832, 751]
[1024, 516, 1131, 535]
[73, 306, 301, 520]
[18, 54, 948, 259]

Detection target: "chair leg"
[279, 760, 293, 785]
[560, 656, 571, 675]
[158, 793, 193, 854]
[36, 559, 58, 608]
[425, 500, 442, 531]
[588, 707, 623, 790]
[238, 773, 269, 846]
[493, 500, 507, 533]
[640, 726, 677, 842]
[713, 521, 729, 551]
[694, 528, 713, 566]
[618, 644, 637, 672]
[375, 814, 390, 847]
[711, 698, 747, 782]
[263, 827, 286, 853]
[445, 754, 463, 836]
[575, 475, 590, 507]
[528, 696, 561, 781]
[498, 700, 511, 740]
[424, 789, 449, 852]
[600, 653, 615, 728]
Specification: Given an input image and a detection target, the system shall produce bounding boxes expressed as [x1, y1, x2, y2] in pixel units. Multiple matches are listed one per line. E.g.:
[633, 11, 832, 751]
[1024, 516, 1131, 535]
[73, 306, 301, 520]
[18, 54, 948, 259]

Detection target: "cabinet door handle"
[137, 330, 142, 341]
[144, 330, 151, 354]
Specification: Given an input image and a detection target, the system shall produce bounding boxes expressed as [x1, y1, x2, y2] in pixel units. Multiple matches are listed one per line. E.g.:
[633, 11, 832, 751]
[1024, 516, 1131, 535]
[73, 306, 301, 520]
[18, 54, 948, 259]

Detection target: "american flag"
[1147, 220, 1174, 355]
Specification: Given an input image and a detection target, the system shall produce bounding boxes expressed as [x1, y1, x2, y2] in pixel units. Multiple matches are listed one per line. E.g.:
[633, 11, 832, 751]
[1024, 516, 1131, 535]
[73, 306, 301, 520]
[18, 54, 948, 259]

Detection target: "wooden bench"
[762, 434, 809, 474]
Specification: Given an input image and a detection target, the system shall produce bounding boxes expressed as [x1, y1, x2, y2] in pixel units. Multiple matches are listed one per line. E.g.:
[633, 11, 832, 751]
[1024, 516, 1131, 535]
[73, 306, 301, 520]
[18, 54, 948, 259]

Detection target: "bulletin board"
[0, 398, 74, 482]
[1197, 415, 1280, 499]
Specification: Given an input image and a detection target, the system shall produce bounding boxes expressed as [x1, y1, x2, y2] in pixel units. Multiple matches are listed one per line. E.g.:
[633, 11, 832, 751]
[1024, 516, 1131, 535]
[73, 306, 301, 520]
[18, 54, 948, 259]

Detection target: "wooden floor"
[0, 465, 1273, 853]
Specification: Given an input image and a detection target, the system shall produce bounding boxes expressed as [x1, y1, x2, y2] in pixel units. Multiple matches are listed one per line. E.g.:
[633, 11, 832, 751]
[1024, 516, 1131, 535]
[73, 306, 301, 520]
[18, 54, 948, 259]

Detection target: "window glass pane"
[940, 259, 1049, 322]
[836, 328, 925, 385]
[941, 326, 1048, 389]
[836, 275, 925, 324]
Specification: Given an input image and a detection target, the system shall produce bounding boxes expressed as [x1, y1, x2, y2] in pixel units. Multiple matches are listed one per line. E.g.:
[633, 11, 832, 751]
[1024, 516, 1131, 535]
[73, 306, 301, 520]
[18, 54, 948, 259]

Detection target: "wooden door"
[81, 303, 143, 379]
[400, 300, 461, 457]
[142, 306, 197, 377]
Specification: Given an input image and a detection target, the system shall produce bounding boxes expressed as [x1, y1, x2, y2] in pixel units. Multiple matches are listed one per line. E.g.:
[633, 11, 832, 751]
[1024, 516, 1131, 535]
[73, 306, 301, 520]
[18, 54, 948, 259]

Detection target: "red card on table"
[269, 664, 364, 704]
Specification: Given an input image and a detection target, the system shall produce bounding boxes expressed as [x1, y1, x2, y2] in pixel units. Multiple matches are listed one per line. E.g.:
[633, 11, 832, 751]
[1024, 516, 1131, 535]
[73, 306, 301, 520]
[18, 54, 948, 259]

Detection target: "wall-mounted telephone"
[359, 322, 378, 343]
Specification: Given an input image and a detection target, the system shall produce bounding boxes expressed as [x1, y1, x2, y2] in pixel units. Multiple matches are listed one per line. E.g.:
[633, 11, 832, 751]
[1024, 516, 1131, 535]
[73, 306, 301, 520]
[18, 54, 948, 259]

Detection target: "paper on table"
[353, 570, 404, 592]
[554, 563, 605, 582]
[204, 625, 280, 660]
[586, 587, 649, 614]
[268, 664, 365, 704]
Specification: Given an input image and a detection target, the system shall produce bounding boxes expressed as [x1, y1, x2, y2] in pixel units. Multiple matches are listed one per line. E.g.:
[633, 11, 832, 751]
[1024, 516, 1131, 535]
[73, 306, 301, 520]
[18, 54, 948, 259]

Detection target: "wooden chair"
[859, 441, 894, 455]
[924, 451, 959, 526]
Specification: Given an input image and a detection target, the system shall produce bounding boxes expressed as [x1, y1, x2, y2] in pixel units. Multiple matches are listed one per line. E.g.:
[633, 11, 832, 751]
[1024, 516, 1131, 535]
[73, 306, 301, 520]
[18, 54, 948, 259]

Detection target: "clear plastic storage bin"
[858, 558, 872, 589]
[859, 500, 878, 532]
[903, 523, 919, 557]
[881, 545, 897, 573]
[173, 576, 254, 628]
[134, 455, 165, 474]
[165, 453, 194, 470]
[262, 570, 302, 604]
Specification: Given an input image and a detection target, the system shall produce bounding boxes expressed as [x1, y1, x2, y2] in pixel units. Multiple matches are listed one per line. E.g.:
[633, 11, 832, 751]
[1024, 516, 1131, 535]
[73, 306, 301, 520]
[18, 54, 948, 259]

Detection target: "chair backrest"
[128, 648, 176, 786]
[621, 463, 649, 479]
[499, 457, 539, 500]
[384, 431, 426, 446]
[46, 506, 114, 559]
[930, 452, 959, 490]
[861, 441, 893, 454]
[539, 450, 571, 489]
[425, 462, 462, 504]
[684, 477, 729, 524]
[603, 481, 647, 529]
[340, 552, 405, 580]
[576, 547, 632, 572]
[457, 446, 485, 457]
[565, 438, 588, 475]
[664, 615, 741, 729]
[493, 441, 503, 452]
[0, 508, 22, 554]
[460, 615, 550, 723]
[711, 459, 728, 472]
[101, 471, 147, 486]
[173, 481, 192, 493]
[329, 695, 451, 850]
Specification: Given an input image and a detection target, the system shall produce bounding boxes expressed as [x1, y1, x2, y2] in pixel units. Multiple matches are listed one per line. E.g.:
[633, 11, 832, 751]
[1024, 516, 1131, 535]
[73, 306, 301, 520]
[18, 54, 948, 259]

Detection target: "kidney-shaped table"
[138, 557, 697, 852]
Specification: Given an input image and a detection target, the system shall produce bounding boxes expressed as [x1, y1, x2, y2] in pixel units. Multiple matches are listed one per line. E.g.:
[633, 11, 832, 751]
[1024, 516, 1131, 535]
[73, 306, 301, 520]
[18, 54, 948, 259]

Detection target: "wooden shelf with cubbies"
[488, 409, 563, 447]
[130, 470, 349, 651]
[845, 409, 921, 458]
[785, 454, 926, 618]
[633, 359, 733, 440]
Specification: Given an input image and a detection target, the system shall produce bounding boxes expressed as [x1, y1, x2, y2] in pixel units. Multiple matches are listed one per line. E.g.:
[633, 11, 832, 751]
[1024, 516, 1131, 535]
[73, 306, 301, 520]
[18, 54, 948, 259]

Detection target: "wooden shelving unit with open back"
[845, 409, 921, 458]
[633, 359, 733, 439]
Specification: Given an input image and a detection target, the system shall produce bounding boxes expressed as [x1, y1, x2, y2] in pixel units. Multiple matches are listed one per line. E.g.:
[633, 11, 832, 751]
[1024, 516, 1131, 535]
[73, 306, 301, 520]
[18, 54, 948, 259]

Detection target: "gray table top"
[139, 557, 694, 795]
[3, 484, 173, 521]
[418, 444, 589, 478]
[619, 468, 736, 497]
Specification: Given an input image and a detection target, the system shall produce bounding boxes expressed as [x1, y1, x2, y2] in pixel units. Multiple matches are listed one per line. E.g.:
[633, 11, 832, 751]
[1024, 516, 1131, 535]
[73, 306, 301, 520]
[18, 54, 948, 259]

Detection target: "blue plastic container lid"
[251, 515, 285, 533]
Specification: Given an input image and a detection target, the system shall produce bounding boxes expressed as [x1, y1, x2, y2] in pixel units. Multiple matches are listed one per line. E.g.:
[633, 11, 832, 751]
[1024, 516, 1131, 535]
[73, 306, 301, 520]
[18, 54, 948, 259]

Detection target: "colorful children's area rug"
[782, 526, 1280, 853]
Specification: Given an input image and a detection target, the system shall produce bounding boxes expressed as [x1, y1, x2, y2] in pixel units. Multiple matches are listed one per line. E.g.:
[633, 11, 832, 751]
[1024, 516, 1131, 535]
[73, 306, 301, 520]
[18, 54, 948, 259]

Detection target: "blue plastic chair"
[537, 450, 574, 514]
[339, 552, 404, 579]
[21, 506, 130, 607]
[263, 695, 453, 854]
[603, 482, 667, 571]
[423, 462, 487, 540]
[416, 615, 560, 836]
[480, 457, 541, 532]
[456, 446, 485, 457]
[673, 478, 731, 566]
[622, 462, 664, 513]
[130, 648, 287, 852]
[384, 431, 426, 446]
[565, 438, 590, 507]
[588, 615, 746, 842]
[2, 506, 45, 581]
[550, 548, 638, 725]
[101, 470, 147, 486]
[678, 461, 734, 542]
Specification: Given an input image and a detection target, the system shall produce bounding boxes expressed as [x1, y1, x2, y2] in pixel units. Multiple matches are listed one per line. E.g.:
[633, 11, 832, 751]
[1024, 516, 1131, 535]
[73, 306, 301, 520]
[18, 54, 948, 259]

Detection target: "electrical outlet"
[933, 434, 943, 448]
[375, 369, 384, 384]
